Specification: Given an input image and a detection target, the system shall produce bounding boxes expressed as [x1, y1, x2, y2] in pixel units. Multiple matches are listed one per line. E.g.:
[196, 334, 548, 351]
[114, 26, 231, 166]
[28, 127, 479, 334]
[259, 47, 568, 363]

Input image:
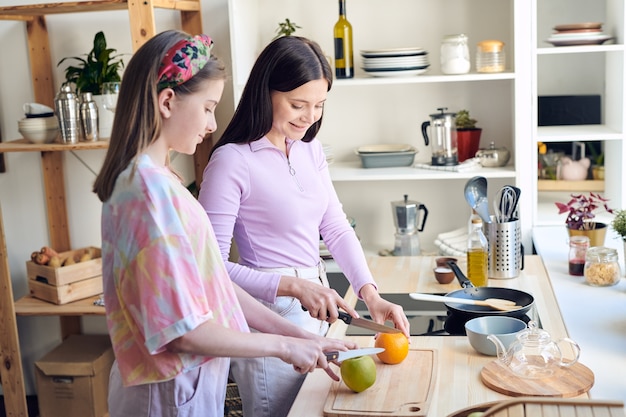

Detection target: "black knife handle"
[301, 305, 353, 325]
[325, 351, 339, 361]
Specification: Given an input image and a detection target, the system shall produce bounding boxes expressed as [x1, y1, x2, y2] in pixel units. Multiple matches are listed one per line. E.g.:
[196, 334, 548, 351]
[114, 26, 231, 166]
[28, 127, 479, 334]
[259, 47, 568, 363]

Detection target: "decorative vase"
[592, 165, 605, 180]
[457, 128, 482, 162]
[567, 223, 607, 247]
[91, 94, 113, 139]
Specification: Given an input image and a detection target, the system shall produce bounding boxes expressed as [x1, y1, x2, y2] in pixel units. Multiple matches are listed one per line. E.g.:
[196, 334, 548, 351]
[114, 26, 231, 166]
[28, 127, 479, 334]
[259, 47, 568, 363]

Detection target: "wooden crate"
[26, 247, 102, 286]
[28, 275, 103, 305]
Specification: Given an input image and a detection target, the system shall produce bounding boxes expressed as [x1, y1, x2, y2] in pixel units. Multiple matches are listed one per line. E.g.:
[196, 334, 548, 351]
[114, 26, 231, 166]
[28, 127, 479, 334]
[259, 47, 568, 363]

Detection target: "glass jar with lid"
[568, 235, 589, 276]
[440, 34, 470, 75]
[476, 40, 505, 73]
[584, 246, 621, 286]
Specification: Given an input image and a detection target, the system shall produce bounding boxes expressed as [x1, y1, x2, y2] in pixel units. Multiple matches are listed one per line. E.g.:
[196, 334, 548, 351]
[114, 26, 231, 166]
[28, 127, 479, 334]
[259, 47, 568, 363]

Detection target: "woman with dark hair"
[199, 36, 410, 417]
[93, 31, 355, 417]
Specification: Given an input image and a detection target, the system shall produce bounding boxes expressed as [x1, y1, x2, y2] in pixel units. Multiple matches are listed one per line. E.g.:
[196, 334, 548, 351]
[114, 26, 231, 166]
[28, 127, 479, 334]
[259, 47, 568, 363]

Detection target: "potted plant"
[273, 18, 301, 39]
[587, 142, 604, 180]
[57, 31, 125, 138]
[57, 31, 124, 94]
[455, 109, 482, 162]
[556, 192, 615, 246]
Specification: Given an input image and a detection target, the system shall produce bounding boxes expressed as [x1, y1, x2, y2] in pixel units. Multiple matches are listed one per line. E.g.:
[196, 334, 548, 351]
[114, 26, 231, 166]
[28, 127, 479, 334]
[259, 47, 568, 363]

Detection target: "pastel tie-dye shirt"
[101, 154, 248, 386]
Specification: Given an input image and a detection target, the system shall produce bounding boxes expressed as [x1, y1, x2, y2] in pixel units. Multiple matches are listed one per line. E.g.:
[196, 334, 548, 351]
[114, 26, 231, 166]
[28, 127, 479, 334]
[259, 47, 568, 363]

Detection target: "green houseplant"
[455, 109, 482, 162]
[273, 18, 301, 39]
[556, 192, 615, 246]
[611, 209, 626, 241]
[57, 31, 124, 94]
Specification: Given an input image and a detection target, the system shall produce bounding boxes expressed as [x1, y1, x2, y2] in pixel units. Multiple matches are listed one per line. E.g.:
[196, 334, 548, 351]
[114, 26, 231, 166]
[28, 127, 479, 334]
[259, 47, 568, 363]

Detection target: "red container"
[457, 129, 482, 162]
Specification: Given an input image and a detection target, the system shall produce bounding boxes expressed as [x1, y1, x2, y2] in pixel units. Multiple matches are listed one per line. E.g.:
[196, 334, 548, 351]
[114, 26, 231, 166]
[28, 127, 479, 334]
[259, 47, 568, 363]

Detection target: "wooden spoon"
[409, 293, 519, 311]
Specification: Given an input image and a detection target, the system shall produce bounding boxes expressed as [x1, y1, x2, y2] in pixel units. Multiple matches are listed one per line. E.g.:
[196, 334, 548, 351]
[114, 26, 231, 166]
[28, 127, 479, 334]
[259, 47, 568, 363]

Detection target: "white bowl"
[464, 316, 527, 356]
[18, 116, 58, 130]
[19, 126, 59, 144]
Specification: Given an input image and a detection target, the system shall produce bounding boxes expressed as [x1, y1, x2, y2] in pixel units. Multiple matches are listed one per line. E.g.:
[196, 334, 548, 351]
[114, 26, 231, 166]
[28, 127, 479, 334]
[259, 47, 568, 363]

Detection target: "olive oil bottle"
[467, 217, 488, 286]
[333, 0, 354, 78]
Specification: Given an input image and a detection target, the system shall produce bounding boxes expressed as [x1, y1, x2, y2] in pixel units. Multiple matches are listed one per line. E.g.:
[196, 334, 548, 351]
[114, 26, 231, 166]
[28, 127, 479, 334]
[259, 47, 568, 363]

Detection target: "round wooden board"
[480, 360, 594, 397]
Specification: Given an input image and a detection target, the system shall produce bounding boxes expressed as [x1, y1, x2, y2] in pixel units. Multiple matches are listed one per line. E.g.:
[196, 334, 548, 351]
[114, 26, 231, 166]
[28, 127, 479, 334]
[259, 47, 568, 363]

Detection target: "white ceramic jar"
[440, 34, 470, 75]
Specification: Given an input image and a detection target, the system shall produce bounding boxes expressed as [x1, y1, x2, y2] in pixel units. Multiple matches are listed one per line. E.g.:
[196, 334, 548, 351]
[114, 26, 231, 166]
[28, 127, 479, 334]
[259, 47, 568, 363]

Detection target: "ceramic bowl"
[433, 267, 455, 284]
[435, 257, 458, 268]
[464, 316, 527, 356]
[18, 126, 59, 144]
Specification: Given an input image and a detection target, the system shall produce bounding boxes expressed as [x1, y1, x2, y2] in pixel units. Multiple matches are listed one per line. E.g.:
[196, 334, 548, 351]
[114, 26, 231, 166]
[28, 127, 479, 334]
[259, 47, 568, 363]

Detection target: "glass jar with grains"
[584, 247, 621, 286]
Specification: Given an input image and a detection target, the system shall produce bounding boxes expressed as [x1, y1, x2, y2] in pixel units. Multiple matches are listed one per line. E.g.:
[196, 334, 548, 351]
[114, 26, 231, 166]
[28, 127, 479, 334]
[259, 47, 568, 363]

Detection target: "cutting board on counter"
[480, 360, 594, 397]
[448, 398, 624, 417]
[324, 349, 437, 417]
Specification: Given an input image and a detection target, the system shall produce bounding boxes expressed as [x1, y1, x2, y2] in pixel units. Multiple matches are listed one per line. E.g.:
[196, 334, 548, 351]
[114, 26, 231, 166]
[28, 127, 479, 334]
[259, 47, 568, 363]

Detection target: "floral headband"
[157, 34, 214, 91]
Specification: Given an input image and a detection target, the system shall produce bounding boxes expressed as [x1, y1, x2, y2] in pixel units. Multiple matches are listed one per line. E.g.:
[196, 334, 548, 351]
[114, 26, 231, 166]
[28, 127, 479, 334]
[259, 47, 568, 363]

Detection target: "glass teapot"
[487, 321, 580, 379]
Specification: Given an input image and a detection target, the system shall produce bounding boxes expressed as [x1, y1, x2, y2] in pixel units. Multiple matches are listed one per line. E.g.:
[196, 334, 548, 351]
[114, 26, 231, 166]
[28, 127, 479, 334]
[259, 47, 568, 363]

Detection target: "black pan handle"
[447, 261, 475, 289]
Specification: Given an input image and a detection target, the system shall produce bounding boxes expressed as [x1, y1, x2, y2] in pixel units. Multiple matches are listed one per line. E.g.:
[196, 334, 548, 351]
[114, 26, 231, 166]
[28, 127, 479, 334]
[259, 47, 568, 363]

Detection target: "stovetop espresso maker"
[391, 194, 429, 256]
[421, 107, 458, 166]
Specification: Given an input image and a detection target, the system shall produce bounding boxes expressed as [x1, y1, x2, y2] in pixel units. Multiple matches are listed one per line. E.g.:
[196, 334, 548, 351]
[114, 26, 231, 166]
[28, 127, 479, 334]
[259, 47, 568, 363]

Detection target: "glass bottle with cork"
[467, 217, 488, 286]
[333, 0, 354, 78]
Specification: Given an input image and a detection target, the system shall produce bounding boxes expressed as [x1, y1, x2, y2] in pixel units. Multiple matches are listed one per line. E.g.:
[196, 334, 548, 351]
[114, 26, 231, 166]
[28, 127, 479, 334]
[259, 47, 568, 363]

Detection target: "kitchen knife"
[337, 311, 402, 334]
[325, 347, 384, 362]
[301, 306, 401, 334]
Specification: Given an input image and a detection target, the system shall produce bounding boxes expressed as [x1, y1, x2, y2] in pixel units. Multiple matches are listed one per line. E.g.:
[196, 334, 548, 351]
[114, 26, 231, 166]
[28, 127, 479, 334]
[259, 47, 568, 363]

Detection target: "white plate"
[357, 144, 414, 153]
[360, 47, 426, 58]
[549, 32, 608, 39]
[363, 68, 429, 77]
[545, 35, 613, 46]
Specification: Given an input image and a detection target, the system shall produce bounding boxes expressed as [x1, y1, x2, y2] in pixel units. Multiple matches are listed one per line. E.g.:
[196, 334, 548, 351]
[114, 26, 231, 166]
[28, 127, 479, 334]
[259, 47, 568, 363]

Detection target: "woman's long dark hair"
[212, 36, 332, 155]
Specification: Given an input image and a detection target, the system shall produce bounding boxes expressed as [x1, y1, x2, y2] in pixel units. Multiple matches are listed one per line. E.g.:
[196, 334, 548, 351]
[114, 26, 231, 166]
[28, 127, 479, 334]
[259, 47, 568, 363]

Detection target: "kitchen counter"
[532, 226, 626, 404]
[287, 255, 588, 417]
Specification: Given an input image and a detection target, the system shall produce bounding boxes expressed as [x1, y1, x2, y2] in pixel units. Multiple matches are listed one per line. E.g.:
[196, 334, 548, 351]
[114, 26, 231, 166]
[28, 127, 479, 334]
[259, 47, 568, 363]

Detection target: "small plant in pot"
[556, 192, 615, 246]
[611, 209, 626, 241]
[57, 31, 124, 94]
[455, 109, 482, 162]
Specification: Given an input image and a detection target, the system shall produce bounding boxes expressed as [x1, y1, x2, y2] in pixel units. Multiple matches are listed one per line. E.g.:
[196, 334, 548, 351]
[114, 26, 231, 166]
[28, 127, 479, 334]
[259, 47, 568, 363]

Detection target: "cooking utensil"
[494, 185, 517, 223]
[409, 293, 519, 311]
[324, 347, 384, 362]
[337, 311, 402, 334]
[464, 176, 491, 223]
[444, 261, 534, 318]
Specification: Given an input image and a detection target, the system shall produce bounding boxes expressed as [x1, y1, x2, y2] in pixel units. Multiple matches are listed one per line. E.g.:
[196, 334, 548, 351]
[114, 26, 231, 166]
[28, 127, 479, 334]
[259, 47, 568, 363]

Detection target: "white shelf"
[537, 125, 624, 142]
[536, 44, 624, 55]
[329, 71, 515, 87]
[329, 162, 515, 182]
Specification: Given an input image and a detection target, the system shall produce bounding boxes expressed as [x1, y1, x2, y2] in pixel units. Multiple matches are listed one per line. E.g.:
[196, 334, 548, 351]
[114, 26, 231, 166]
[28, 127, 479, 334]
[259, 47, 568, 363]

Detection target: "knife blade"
[337, 311, 402, 334]
[325, 347, 384, 362]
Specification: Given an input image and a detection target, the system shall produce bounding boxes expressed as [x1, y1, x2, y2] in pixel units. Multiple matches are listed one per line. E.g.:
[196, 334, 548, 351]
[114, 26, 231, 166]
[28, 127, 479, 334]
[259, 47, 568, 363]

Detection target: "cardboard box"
[28, 275, 103, 304]
[26, 246, 102, 286]
[35, 334, 114, 417]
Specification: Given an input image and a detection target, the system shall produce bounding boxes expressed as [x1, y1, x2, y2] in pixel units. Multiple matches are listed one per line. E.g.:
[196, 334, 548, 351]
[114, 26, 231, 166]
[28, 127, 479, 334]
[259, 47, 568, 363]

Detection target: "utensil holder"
[484, 219, 521, 278]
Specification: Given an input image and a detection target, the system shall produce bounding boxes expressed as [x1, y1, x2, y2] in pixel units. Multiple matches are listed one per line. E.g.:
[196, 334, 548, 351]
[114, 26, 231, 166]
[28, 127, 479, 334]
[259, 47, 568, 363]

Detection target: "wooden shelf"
[0, 0, 200, 19]
[15, 295, 105, 316]
[0, 138, 109, 153]
[537, 179, 605, 192]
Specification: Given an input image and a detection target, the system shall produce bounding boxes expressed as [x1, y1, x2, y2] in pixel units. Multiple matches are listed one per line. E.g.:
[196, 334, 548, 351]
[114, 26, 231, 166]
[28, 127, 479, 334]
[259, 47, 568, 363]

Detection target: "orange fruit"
[340, 355, 377, 392]
[374, 333, 409, 364]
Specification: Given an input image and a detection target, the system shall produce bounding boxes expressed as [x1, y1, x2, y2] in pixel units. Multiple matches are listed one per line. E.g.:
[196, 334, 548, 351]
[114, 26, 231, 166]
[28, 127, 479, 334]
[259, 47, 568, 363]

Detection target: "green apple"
[340, 355, 377, 393]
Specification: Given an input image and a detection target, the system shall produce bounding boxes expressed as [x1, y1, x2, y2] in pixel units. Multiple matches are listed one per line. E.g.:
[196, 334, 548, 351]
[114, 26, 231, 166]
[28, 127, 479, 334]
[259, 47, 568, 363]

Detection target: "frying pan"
[444, 261, 534, 322]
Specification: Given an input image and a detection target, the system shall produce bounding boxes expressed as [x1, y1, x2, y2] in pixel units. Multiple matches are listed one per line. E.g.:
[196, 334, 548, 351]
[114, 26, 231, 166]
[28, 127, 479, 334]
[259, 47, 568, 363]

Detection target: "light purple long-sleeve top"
[198, 137, 376, 303]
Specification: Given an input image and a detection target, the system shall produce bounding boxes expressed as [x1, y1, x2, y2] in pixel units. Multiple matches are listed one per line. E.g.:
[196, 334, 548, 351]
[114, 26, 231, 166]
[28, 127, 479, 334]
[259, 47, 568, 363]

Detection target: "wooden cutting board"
[323, 349, 437, 417]
[447, 398, 624, 417]
[480, 359, 594, 397]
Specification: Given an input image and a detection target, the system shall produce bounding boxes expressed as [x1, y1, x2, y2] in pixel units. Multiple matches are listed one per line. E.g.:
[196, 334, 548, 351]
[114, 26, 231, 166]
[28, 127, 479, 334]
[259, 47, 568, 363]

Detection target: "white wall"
[0, 0, 231, 395]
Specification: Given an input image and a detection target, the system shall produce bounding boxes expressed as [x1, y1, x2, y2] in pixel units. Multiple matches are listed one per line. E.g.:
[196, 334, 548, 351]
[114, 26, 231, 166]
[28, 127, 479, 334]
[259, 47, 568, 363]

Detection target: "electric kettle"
[421, 107, 458, 166]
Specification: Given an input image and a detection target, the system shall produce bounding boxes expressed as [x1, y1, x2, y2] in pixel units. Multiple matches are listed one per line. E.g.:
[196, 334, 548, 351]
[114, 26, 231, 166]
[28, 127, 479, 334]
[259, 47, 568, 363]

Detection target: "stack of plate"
[321, 142, 334, 165]
[360, 47, 429, 77]
[546, 22, 613, 46]
[355, 144, 417, 168]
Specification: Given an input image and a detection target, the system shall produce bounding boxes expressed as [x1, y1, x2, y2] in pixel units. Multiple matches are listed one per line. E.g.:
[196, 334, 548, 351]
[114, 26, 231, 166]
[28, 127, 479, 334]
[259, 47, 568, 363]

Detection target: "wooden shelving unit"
[0, 2, 204, 416]
[537, 179, 605, 192]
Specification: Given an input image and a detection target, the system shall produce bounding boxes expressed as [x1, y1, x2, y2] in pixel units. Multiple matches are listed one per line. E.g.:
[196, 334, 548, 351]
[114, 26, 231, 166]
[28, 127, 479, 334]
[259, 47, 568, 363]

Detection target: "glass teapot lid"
[516, 321, 551, 344]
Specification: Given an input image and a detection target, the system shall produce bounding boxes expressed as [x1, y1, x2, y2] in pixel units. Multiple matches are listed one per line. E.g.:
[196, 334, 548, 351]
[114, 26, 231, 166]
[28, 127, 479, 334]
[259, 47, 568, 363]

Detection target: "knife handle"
[325, 351, 339, 361]
[301, 305, 353, 325]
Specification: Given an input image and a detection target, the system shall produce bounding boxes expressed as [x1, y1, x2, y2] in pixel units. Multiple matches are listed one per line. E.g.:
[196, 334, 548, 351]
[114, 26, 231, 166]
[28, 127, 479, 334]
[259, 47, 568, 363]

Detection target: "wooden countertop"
[287, 255, 587, 417]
